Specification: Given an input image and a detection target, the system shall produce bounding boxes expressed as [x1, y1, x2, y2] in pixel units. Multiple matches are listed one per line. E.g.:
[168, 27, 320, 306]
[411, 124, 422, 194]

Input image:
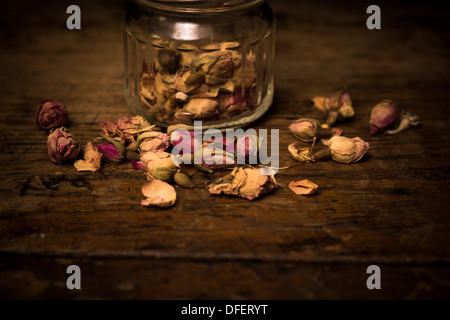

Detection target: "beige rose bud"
[328, 136, 369, 164]
[140, 151, 178, 182]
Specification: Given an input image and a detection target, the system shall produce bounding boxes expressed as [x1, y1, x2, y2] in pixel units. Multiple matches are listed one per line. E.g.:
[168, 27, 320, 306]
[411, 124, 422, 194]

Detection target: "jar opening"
[134, 0, 264, 13]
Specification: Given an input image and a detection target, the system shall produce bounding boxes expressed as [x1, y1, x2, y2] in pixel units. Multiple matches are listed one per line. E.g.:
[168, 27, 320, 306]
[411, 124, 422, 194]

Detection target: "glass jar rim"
[134, 0, 264, 13]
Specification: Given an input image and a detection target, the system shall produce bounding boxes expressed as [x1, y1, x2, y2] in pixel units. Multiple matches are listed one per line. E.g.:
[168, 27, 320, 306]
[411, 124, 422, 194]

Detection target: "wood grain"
[1, 0, 450, 299]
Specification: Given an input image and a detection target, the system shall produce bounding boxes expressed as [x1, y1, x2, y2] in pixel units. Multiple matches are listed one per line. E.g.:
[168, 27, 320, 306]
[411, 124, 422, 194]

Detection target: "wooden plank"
[1, 0, 450, 298]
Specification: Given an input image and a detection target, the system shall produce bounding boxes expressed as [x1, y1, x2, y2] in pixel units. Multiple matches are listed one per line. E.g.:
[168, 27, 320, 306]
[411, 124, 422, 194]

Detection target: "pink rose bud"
[36, 100, 68, 130]
[47, 127, 80, 163]
[327, 136, 370, 164]
[94, 136, 126, 164]
[288, 118, 321, 142]
[137, 132, 170, 152]
[370, 100, 398, 135]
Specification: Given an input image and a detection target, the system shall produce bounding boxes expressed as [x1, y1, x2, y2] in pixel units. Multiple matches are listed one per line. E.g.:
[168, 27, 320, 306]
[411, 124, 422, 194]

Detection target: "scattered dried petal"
[74, 142, 102, 172]
[208, 166, 278, 201]
[141, 179, 176, 208]
[289, 179, 318, 195]
[288, 142, 315, 163]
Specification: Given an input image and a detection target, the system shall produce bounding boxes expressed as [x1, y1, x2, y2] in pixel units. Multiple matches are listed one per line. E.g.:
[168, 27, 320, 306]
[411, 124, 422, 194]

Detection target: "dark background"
[0, 0, 449, 299]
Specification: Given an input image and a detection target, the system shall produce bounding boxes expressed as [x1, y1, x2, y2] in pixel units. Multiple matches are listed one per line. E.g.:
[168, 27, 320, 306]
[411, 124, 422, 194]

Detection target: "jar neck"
[134, 0, 264, 13]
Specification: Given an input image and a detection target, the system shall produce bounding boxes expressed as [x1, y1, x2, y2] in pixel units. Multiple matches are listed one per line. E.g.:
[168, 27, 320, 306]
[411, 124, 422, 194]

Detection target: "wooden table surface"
[1, 0, 450, 299]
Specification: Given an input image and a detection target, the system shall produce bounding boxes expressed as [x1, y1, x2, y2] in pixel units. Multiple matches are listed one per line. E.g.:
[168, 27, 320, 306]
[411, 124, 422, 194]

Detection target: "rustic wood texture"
[1, 0, 450, 299]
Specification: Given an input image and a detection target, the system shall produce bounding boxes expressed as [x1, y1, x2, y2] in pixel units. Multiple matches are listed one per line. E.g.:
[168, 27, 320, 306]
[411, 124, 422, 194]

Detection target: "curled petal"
[74, 142, 102, 172]
[288, 142, 314, 163]
[141, 179, 176, 208]
[289, 179, 319, 195]
[208, 166, 277, 201]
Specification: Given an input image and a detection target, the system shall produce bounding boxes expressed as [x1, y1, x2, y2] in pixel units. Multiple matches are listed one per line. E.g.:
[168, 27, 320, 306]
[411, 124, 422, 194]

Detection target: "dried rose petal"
[328, 136, 369, 164]
[183, 99, 218, 119]
[141, 179, 176, 208]
[74, 142, 102, 172]
[47, 127, 80, 163]
[289, 179, 318, 195]
[384, 110, 420, 135]
[370, 100, 398, 135]
[36, 100, 68, 130]
[208, 166, 278, 201]
[288, 142, 314, 163]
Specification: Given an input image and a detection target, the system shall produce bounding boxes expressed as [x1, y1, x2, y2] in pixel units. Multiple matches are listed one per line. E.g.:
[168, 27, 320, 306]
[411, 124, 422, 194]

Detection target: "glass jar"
[123, 0, 275, 130]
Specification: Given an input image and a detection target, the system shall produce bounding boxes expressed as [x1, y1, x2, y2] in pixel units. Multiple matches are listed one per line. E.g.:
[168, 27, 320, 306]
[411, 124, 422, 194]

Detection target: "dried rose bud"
[208, 53, 234, 79]
[370, 100, 398, 135]
[140, 151, 177, 182]
[101, 115, 156, 147]
[94, 136, 126, 164]
[141, 179, 176, 208]
[289, 179, 319, 195]
[384, 110, 420, 135]
[328, 136, 369, 164]
[156, 48, 180, 74]
[47, 127, 80, 163]
[116, 116, 156, 139]
[218, 92, 243, 114]
[289, 118, 321, 142]
[36, 99, 68, 130]
[137, 132, 170, 152]
[74, 142, 102, 172]
[183, 99, 218, 119]
[312, 90, 354, 126]
[167, 124, 194, 135]
[208, 166, 278, 201]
